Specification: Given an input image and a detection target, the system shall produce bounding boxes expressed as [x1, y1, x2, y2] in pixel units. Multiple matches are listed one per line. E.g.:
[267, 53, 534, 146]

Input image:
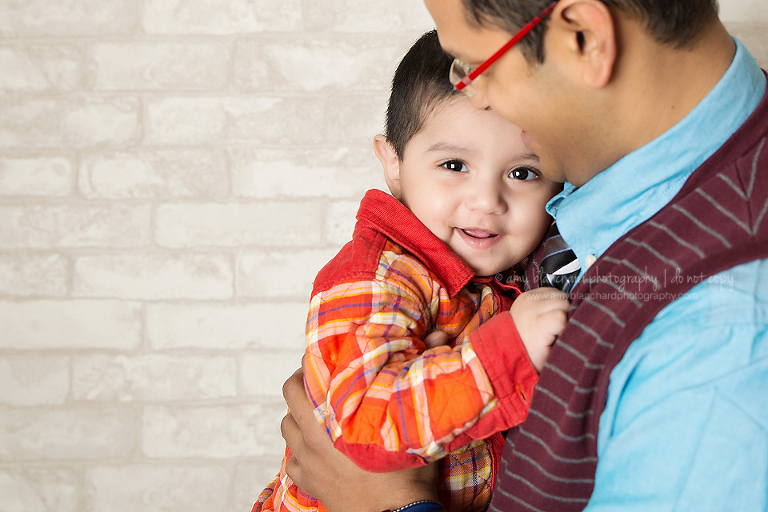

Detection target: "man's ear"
[549, 0, 616, 89]
[373, 134, 403, 199]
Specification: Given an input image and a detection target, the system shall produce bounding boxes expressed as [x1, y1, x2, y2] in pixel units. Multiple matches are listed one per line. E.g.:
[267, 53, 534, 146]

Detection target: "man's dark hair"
[462, 0, 720, 63]
[385, 29, 460, 161]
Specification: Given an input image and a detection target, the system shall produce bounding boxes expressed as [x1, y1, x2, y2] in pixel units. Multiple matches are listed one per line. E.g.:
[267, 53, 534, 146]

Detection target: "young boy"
[254, 30, 566, 512]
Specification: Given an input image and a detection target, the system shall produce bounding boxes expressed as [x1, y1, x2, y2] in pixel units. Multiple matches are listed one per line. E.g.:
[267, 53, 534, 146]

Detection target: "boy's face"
[382, 97, 561, 277]
[424, 0, 598, 187]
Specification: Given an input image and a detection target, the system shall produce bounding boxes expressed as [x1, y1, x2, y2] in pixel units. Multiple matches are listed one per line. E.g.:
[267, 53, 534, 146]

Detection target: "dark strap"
[526, 221, 580, 293]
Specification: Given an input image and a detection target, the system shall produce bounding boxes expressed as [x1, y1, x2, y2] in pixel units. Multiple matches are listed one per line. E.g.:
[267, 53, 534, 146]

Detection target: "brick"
[727, 23, 768, 68]
[0, 204, 150, 249]
[0, 0, 136, 38]
[239, 351, 304, 398]
[0, 468, 80, 512]
[327, 94, 388, 145]
[720, 5, 768, 23]
[146, 96, 327, 146]
[72, 354, 237, 402]
[0, 97, 140, 149]
[231, 147, 380, 199]
[234, 462, 285, 512]
[87, 465, 229, 512]
[0, 156, 72, 197]
[143, 0, 302, 35]
[0, 407, 136, 461]
[0, 300, 141, 350]
[146, 302, 307, 350]
[237, 248, 337, 298]
[142, 404, 286, 458]
[90, 42, 229, 91]
[155, 202, 325, 248]
[73, 253, 233, 300]
[233, 37, 408, 92]
[0, 253, 68, 297]
[304, 0, 435, 32]
[79, 150, 229, 199]
[0, 45, 81, 93]
[326, 198, 365, 246]
[0, 356, 69, 406]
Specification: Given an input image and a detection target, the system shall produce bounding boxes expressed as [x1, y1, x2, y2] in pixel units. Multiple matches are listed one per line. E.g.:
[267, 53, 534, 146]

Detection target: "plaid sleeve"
[303, 251, 527, 472]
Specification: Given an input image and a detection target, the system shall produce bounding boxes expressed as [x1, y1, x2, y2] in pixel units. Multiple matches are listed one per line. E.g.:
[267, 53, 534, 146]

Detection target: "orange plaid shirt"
[255, 190, 538, 512]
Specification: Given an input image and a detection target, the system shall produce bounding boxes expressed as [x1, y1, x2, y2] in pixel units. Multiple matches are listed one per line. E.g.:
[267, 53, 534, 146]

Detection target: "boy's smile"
[376, 96, 561, 277]
[457, 228, 501, 250]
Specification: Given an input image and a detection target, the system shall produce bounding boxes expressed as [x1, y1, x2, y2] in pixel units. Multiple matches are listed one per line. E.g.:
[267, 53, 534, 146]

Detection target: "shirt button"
[585, 255, 597, 268]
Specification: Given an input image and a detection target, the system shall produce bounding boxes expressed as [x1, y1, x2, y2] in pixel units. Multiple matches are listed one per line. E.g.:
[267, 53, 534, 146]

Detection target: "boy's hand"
[282, 368, 439, 512]
[423, 330, 450, 349]
[510, 287, 570, 372]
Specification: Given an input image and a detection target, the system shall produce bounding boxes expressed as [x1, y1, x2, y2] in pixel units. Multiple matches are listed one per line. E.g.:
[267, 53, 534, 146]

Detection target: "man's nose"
[469, 80, 492, 110]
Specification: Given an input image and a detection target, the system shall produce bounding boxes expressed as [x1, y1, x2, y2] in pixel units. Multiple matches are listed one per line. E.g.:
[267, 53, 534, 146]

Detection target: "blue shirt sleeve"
[584, 260, 768, 511]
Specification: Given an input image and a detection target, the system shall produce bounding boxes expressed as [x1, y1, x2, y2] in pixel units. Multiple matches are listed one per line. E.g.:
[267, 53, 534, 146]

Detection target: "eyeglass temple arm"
[455, 1, 559, 91]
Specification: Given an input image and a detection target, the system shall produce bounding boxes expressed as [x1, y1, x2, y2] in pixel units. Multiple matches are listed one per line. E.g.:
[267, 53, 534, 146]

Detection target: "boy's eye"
[442, 160, 468, 173]
[509, 166, 539, 181]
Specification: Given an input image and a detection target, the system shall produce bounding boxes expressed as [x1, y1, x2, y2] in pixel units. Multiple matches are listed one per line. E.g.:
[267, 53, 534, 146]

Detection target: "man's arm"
[281, 368, 439, 512]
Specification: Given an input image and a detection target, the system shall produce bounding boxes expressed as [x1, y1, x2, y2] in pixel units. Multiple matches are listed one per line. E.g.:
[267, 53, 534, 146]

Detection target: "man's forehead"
[424, 0, 470, 34]
[426, 1, 514, 63]
[424, 0, 480, 56]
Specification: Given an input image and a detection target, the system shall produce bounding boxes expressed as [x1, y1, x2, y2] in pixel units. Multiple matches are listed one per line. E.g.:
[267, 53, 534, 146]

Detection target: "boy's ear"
[373, 134, 403, 199]
[549, 0, 616, 89]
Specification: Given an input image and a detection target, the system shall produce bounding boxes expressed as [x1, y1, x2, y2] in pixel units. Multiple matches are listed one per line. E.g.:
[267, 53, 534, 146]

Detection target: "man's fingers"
[281, 409, 302, 451]
[281, 369, 313, 472]
[284, 447, 304, 487]
[282, 368, 304, 406]
[282, 368, 316, 428]
[280, 372, 318, 493]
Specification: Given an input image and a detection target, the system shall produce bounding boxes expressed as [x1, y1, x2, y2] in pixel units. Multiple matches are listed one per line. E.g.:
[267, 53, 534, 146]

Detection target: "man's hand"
[510, 287, 570, 372]
[281, 368, 439, 512]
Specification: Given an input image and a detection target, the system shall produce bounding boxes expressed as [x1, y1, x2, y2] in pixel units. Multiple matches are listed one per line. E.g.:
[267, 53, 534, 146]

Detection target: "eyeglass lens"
[449, 60, 477, 98]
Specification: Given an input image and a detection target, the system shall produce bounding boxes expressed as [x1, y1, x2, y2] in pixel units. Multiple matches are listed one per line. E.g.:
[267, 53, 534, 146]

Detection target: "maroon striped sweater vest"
[492, 85, 768, 511]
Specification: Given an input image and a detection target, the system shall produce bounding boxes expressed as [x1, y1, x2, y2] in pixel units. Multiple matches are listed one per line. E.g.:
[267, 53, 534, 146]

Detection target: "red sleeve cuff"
[470, 312, 539, 421]
[334, 436, 425, 472]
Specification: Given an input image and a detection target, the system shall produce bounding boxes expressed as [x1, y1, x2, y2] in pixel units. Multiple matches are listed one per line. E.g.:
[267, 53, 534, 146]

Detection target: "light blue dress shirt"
[547, 38, 768, 511]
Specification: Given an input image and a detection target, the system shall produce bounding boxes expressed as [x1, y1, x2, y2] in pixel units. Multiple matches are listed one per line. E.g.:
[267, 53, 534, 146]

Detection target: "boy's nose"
[466, 179, 507, 215]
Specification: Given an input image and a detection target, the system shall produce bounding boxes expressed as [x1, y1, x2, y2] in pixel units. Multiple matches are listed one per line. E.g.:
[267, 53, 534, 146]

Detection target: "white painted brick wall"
[1, 300, 142, 349]
[0, 0, 764, 510]
[86, 465, 230, 512]
[0, 156, 73, 196]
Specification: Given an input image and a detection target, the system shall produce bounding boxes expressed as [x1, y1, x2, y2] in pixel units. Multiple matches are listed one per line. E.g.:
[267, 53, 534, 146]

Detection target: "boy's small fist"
[510, 287, 570, 372]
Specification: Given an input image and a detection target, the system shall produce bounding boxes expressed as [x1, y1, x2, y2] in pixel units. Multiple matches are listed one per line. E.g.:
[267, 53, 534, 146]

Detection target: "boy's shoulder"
[312, 189, 474, 297]
[312, 224, 418, 296]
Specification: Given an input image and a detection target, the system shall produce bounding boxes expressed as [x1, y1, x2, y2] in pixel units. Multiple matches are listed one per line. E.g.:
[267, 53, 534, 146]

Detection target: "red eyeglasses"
[449, 1, 559, 97]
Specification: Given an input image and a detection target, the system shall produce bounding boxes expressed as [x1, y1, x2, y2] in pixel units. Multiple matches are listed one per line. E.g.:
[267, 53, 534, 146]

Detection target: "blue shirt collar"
[548, 38, 767, 280]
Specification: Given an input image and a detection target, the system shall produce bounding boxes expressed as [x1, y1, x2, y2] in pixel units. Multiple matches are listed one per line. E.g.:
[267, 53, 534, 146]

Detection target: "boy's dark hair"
[385, 30, 460, 161]
[462, 0, 720, 63]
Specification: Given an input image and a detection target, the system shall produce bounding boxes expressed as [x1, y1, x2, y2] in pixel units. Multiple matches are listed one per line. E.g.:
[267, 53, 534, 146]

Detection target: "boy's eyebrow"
[427, 141, 477, 155]
[522, 152, 540, 162]
[427, 141, 540, 162]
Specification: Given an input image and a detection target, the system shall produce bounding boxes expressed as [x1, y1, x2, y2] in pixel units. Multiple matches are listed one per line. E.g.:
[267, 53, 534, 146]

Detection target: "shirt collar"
[548, 37, 767, 280]
[356, 189, 475, 297]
